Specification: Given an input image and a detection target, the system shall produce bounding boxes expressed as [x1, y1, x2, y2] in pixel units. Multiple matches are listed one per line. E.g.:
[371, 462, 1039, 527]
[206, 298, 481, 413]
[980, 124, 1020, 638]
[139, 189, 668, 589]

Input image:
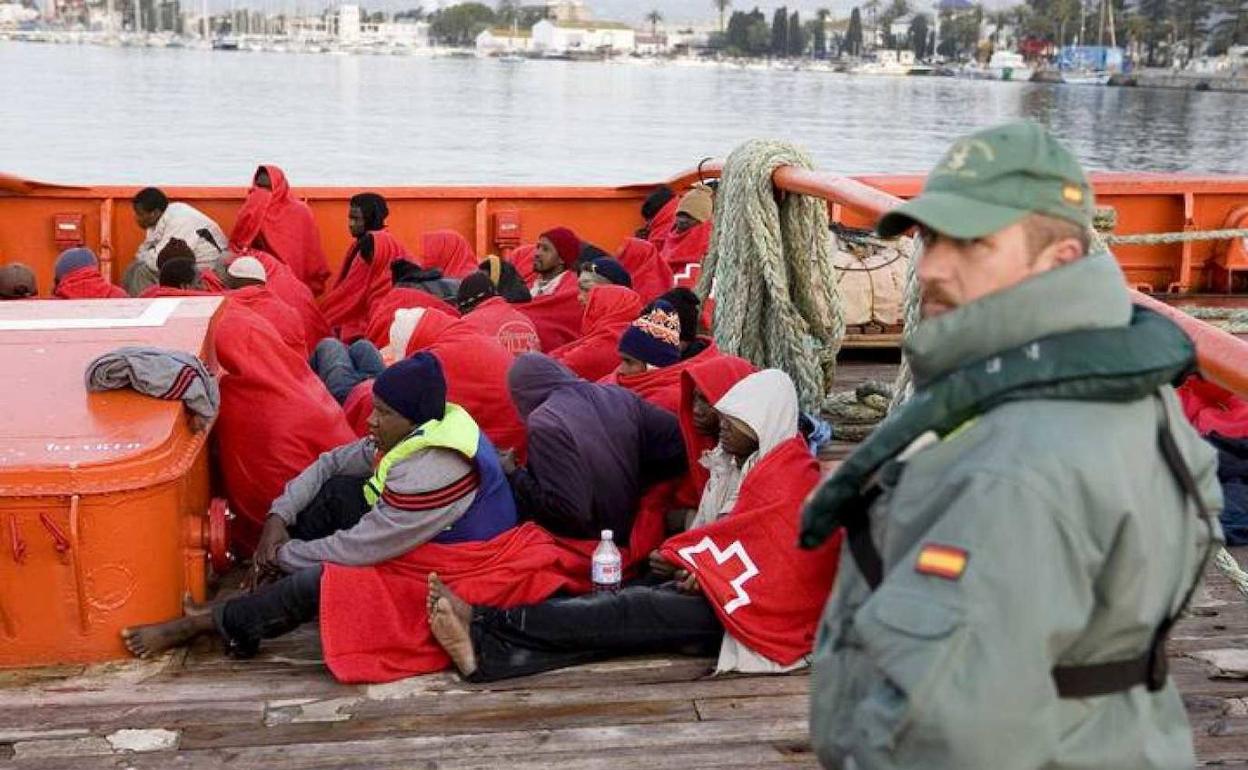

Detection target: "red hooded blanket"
[604, 340, 721, 414]
[342, 310, 528, 462]
[674, 355, 757, 507]
[660, 221, 712, 277]
[53, 266, 129, 299]
[505, 243, 537, 285]
[646, 197, 680, 256]
[228, 284, 308, 357]
[236, 249, 331, 347]
[660, 436, 844, 666]
[460, 296, 541, 356]
[615, 237, 674, 304]
[549, 285, 642, 382]
[320, 229, 406, 343]
[364, 286, 459, 349]
[420, 230, 478, 279]
[213, 303, 355, 553]
[229, 165, 330, 295]
[517, 271, 582, 351]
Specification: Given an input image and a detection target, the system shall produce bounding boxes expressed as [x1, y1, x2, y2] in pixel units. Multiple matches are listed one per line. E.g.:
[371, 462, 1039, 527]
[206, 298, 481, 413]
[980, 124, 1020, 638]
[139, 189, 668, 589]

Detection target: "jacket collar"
[905, 252, 1132, 387]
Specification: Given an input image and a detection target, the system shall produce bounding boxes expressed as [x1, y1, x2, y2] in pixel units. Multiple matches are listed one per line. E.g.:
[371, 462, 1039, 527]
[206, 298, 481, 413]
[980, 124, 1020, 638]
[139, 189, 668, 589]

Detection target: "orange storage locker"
[0, 297, 227, 667]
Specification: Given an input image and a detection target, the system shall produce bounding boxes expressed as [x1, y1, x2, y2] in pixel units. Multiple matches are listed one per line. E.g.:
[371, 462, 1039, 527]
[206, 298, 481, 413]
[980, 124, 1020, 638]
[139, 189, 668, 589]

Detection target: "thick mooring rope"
[698, 140, 844, 410]
[1103, 228, 1248, 246]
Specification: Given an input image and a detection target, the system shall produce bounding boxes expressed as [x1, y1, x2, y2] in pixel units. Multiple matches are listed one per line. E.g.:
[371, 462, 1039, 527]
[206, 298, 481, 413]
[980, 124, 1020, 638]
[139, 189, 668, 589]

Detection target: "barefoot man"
[122, 353, 517, 659]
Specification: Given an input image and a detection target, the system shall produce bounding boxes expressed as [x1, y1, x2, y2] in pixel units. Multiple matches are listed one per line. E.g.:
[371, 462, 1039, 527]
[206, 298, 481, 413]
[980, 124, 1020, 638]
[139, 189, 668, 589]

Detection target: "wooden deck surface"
[2, 358, 1247, 769]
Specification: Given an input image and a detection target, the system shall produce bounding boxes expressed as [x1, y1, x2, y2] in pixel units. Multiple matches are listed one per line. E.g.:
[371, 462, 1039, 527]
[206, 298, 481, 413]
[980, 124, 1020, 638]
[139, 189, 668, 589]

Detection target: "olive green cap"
[877, 121, 1095, 240]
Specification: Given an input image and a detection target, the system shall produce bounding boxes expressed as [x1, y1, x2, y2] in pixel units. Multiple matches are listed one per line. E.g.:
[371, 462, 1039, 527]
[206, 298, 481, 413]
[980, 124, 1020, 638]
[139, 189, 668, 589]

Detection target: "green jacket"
[810, 253, 1223, 769]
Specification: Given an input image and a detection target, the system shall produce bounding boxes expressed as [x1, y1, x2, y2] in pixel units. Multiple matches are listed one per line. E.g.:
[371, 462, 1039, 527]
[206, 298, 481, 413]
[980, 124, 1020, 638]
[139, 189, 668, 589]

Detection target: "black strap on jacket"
[1050, 398, 1216, 698]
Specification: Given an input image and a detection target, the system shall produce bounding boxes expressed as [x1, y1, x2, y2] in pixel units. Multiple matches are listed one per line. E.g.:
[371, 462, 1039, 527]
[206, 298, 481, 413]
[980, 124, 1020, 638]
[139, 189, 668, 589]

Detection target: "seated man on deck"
[577, 257, 632, 305]
[530, 227, 581, 298]
[455, 272, 541, 355]
[157, 257, 199, 292]
[615, 300, 683, 376]
[51, 248, 128, 299]
[426, 368, 841, 681]
[0, 263, 37, 299]
[503, 353, 686, 543]
[121, 353, 517, 659]
[125, 187, 227, 295]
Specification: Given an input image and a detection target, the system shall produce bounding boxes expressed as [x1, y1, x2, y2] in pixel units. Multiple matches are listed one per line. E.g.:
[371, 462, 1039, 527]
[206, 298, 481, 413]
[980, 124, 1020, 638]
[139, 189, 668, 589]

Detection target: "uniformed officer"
[804, 122, 1223, 769]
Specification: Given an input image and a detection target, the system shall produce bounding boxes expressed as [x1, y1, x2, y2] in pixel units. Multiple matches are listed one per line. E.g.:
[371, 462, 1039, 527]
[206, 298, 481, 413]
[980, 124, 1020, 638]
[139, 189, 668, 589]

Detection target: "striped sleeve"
[381, 466, 480, 512]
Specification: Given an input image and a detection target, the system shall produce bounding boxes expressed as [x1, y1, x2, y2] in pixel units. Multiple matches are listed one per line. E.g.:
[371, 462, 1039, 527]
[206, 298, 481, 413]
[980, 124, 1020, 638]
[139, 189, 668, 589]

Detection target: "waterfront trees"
[845, 7, 864, 56]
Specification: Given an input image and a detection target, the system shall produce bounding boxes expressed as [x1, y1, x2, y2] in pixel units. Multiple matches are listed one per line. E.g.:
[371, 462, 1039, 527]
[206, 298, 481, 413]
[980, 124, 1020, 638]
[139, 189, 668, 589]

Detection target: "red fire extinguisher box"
[0, 297, 226, 667]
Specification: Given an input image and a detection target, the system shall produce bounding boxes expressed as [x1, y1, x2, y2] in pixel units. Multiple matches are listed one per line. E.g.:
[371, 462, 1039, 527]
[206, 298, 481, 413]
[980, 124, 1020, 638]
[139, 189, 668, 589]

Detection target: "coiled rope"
[697, 140, 844, 411]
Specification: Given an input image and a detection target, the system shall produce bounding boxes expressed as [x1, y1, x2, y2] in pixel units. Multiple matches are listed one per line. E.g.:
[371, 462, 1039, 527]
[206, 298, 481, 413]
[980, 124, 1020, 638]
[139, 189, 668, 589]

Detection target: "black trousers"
[467, 583, 724, 682]
[214, 475, 370, 656]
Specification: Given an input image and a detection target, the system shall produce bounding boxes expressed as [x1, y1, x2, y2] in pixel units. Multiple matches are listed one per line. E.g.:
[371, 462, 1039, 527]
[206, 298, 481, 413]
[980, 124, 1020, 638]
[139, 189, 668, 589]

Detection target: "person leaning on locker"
[803, 121, 1223, 769]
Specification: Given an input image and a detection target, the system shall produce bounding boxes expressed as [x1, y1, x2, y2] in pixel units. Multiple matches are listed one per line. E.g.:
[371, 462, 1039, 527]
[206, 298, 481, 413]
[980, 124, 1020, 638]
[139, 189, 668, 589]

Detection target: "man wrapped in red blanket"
[320, 193, 408, 342]
[229, 165, 330, 294]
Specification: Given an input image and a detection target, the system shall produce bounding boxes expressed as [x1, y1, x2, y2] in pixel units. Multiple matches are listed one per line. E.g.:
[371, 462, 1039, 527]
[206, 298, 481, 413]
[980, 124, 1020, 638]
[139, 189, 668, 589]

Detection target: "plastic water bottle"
[592, 529, 622, 593]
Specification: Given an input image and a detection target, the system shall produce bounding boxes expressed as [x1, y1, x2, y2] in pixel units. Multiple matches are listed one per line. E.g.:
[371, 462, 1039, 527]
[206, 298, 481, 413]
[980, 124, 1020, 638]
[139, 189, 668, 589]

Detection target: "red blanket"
[238, 249, 331, 347]
[213, 302, 355, 553]
[506, 243, 537, 285]
[517, 272, 583, 351]
[229, 165, 330, 295]
[52, 266, 128, 299]
[228, 284, 308, 356]
[549, 285, 642, 382]
[660, 437, 844, 666]
[615, 237, 674, 304]
[320, 310, 529, 460]
[660, 221, 712, 275]
[646, 197, 680, 256]
[319, 482, 676, 683]
[1178, 374, 1248, 438]
[675, 355, 757, 507]
[459, 296, 541, 355]
[320, 230, 407, 343]
[364, 287, 459, 349]
[604, 340, 720, 414]
[420, 230, 478, 279]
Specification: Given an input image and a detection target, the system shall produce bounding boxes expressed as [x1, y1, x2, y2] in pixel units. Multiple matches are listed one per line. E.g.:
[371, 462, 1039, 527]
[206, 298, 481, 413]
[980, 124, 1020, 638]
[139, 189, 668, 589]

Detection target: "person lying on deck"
[125, 187, 227, 295]
[427, 368, 834, 682]
[0, 263, 37, 299]
[577, 257, 632, 305]
[121, 353, 517, 659]
[615, 300, 683, 376]
[530, 227, 580, 298]
[504, 353, 686, 543]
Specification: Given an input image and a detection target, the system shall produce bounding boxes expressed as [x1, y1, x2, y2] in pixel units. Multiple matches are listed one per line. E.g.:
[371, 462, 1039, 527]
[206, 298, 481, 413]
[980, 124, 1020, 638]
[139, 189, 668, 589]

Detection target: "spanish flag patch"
[915, 544, 969, 581]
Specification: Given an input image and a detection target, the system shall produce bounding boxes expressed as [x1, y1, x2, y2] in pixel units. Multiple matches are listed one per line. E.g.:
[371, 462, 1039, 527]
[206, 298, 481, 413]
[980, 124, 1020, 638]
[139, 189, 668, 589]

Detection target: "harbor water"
[2, 41, 1246, 186]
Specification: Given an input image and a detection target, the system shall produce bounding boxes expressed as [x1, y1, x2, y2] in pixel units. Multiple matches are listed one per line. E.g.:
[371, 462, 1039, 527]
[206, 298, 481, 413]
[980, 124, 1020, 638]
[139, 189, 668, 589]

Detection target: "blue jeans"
[309, 338, 384, 404]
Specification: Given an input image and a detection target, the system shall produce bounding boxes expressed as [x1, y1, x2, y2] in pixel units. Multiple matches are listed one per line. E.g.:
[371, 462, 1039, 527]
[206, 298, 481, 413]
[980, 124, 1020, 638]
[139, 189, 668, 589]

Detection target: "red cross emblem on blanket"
[676, 536, 759, 615]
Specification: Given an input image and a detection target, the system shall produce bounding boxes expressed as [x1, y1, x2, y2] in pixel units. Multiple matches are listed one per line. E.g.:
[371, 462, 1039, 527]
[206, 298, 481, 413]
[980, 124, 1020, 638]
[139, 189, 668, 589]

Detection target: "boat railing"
[668, 161, 1248, 397]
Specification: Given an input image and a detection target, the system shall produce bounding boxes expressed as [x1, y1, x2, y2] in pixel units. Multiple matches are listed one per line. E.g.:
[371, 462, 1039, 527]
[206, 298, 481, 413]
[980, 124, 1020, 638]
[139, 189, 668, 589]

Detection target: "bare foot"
[121, 615, 214, 658]
[427, 573, 477, 677]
